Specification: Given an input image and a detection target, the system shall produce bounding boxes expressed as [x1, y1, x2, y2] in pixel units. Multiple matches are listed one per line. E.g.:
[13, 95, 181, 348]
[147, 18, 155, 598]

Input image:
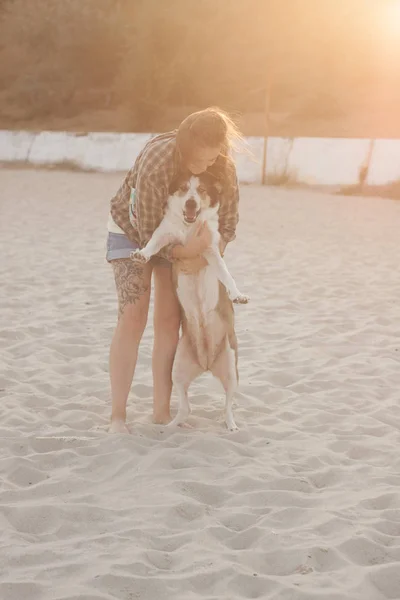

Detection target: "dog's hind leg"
[211, 338, 239, 431]
[169, 338, 202, 428]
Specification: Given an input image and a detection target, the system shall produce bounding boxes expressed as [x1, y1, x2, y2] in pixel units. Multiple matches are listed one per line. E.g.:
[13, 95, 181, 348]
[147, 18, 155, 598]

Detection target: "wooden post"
[261, 72, 273, 185]
[359, 139, 375, 191]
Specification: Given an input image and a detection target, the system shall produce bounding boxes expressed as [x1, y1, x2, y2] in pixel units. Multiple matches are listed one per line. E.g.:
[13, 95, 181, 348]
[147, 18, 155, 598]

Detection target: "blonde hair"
[176, 107, 244, 160]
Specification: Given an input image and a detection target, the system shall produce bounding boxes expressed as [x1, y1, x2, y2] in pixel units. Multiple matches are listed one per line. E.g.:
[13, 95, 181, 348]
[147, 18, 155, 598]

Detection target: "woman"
[106, 107, 241, 433]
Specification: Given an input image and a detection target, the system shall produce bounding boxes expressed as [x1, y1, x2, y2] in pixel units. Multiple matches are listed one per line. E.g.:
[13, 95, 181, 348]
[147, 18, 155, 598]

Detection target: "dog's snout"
[185, 198, 197, 210]
[183, 196, 199, 223]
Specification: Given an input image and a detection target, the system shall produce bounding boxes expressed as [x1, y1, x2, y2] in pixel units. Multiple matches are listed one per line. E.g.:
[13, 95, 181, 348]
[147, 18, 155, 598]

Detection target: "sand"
[1, 168, 400, 600]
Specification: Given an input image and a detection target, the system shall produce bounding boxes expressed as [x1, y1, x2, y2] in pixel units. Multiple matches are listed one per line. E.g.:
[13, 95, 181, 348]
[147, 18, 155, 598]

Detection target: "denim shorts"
[106, 232, 169, 267]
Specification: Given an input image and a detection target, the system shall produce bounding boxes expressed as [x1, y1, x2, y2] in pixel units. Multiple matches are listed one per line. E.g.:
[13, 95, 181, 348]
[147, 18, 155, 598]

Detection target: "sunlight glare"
[383, 1, 400, 37]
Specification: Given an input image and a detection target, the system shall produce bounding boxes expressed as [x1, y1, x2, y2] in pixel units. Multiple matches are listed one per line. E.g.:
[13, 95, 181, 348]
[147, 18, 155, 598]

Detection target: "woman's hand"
[176, 256, 209, 275]
[183, 221, 212, 259]
[170, 221, 213, 261]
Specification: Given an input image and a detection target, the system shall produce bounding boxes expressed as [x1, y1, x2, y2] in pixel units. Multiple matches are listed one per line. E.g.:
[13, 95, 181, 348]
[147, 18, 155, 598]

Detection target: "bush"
[0, 0, 125, 119]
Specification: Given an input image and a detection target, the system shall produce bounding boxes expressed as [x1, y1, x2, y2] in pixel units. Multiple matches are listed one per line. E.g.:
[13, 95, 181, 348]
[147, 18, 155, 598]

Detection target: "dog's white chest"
[176, 266, 220, 318]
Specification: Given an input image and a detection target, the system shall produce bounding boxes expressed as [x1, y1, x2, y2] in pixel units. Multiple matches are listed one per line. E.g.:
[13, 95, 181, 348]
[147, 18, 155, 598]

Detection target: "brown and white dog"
[131, 173, 248, 430]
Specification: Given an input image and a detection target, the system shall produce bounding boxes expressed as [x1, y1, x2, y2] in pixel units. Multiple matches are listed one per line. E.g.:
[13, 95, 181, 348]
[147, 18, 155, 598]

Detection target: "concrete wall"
[1, 130, 399, 186]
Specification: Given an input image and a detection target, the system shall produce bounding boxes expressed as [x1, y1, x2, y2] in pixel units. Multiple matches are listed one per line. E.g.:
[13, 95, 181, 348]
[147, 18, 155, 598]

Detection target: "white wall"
[1, 130, 399, 186]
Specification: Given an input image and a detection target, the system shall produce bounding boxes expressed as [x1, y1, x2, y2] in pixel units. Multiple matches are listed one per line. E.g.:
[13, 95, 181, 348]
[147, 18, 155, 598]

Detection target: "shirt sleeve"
[109, 169, 137, 243]
[218, 162, 239, 244]
[135, 172, 177, 262]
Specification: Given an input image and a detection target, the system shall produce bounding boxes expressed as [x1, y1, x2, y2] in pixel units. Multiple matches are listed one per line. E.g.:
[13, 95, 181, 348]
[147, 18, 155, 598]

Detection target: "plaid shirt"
[109, 130, 239, 261]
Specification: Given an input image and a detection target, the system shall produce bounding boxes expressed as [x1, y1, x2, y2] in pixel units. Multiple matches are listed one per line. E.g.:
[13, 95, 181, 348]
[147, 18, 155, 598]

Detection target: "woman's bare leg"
[152, 264, 181, 424]
[109, 258, 152, 433]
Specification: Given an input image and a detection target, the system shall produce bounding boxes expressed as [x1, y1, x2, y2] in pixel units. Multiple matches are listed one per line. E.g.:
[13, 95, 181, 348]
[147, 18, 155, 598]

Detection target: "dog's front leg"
[203, 247, 249, 304]
[131, 224, 175, 264]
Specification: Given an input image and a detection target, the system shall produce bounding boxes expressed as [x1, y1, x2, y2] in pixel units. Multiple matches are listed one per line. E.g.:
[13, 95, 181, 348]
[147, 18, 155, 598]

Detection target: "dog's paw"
[232, 293, 249, 304]
[130, 250, 148, 263]
[225, 420, 239, 432]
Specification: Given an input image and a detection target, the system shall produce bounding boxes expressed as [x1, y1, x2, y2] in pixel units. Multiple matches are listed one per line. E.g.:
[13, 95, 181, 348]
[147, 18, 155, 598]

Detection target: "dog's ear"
[199, 172, 223, 207]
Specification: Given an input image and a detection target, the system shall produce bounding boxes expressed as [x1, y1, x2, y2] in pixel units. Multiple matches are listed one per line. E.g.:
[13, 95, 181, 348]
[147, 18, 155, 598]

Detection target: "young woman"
[106, 107, 241, 433]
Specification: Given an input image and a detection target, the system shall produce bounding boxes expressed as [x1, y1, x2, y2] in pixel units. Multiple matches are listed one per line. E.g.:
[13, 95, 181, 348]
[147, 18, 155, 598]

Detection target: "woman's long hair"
[176, 107, 245, 185]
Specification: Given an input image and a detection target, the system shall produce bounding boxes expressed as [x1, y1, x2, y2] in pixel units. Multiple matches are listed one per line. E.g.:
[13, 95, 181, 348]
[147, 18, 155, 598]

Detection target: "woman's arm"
[218, 162, 239, 250]
[110, 172, 176, 263]
[111, 140, 179, 261]
[109, 170, 137, 243]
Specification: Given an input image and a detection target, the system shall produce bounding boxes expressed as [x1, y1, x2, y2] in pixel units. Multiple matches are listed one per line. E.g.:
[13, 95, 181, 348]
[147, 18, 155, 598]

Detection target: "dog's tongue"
[185, 211, 196, 221]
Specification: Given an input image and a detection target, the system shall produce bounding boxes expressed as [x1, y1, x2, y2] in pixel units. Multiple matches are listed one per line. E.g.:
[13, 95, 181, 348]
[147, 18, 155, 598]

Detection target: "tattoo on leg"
[112, 259, 150, 317]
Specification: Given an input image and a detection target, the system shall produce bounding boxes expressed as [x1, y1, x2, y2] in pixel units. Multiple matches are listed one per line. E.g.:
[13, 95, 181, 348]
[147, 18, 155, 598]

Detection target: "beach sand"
[1, 168, 400, 599]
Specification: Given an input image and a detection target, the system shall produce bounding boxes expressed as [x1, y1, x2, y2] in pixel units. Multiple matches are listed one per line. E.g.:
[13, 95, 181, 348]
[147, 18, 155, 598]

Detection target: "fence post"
[359, 138, 375, 190]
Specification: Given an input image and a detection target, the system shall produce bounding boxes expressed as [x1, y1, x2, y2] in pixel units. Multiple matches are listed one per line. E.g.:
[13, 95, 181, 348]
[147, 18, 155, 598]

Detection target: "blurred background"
[0, 0, 399, 137]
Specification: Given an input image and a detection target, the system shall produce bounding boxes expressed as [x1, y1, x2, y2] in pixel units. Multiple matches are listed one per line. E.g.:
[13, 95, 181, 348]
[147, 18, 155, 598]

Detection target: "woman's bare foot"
[153, 414, 195, 430]
[152, 412, 172, 426]
[109, 419, 130, 434]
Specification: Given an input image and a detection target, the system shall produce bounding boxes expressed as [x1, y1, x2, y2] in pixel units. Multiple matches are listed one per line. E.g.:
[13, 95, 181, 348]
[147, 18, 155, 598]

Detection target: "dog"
[131, 172, 247, 430]
[130, 174, 248, 304]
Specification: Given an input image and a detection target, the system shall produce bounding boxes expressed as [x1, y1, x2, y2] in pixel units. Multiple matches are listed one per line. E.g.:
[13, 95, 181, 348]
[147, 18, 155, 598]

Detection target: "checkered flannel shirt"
[109, 130, 239, 261]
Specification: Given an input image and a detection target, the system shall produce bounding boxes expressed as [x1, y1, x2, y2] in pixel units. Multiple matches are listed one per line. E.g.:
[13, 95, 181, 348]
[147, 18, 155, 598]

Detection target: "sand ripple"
[1, 170, 400, 599]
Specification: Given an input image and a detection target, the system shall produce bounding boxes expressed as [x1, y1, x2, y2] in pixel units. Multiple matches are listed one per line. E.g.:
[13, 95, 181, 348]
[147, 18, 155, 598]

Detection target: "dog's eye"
[197, 186, 206, 194]
[179, 183, 189, 192]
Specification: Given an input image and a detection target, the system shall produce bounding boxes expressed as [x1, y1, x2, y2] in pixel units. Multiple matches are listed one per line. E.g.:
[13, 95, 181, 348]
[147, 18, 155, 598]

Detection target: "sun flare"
[383, 1, 400, 36]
